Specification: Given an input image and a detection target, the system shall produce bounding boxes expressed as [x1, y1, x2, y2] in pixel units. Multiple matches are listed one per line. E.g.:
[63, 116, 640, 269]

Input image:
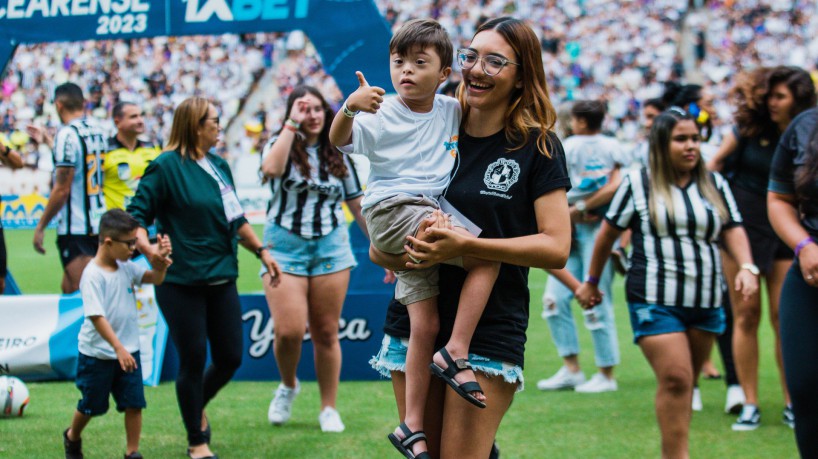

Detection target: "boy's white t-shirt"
[563, 134, 627, 204]
[340, 94, 461, 209]
[78, 259, 148, 360]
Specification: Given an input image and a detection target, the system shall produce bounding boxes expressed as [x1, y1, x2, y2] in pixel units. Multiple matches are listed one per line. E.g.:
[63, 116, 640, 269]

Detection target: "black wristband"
[254, 246, 268, 259]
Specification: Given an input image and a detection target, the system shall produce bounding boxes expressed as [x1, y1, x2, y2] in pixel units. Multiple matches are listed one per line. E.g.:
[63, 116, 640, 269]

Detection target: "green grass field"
[0, 228, 798, 458]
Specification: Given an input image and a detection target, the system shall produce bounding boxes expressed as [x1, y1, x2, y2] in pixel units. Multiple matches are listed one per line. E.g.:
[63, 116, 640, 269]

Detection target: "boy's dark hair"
[54, 83, 85, 112]
[570, 100, 606, 132]
[389, 18, 453, 70]
[98, 209, 139, 242]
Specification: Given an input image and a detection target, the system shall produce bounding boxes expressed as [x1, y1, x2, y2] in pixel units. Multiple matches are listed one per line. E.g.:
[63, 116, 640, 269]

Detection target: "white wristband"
[341, 103, 358, 118]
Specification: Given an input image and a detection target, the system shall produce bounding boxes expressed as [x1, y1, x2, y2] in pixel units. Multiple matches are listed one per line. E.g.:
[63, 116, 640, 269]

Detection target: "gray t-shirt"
[78, 259, 147, 359]
[340, 94, 461, 209]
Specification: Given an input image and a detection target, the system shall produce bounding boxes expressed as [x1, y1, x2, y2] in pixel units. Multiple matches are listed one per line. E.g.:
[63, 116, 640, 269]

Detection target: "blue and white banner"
[0, 0, 392, 96]
[0, 263, 169, 386]
[2, 289, 392, 382]
[2, 226, 395, 382]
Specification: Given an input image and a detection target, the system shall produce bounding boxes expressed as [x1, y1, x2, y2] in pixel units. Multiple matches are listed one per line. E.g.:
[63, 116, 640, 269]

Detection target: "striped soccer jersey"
[53, 118, 108, 236]
[606, 168, 743, 308]
[263, 139, 363, 239]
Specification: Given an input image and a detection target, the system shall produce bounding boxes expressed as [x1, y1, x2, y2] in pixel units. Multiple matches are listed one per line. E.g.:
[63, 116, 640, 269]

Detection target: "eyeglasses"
[457, 49, 519, 76]
[112, 238, 138, 249]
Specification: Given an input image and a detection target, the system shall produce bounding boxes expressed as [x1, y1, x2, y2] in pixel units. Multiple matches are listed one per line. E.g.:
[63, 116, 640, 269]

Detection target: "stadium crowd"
[3, 1, 818, 186]
[2, 1, 818, 458]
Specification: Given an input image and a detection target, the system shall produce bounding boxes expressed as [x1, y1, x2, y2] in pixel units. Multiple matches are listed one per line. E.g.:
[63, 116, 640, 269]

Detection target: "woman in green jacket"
[128, 97, 281, 459]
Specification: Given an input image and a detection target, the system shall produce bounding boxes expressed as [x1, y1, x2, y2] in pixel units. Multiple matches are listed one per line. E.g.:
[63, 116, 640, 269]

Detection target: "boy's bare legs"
[67, 410, 92, 442]
[432, 228, 500, 404]
[124, 408, 142, 455]
[397, 296, 439, 455]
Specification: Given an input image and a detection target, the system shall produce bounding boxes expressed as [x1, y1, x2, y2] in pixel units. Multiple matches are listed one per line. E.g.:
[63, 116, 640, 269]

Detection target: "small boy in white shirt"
[329, 18, 499, 459]
[63, 209, 172, 459]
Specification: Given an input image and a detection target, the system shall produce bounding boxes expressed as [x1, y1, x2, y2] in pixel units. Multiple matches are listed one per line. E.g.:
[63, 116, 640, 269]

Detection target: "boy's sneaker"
[611, 247, 630, 275]
[537, 366, 586, 391]
[783, 405, 795, 429]
[691, 387, 703, 411]
[318, 406, 345, 432]
[575, 373, 618, 393]
[124, 453, 143, 459]
[724, 384, 745, 414]
[732, 405, 761, 431]
[63, 428, 83, 459]
[268, 380, 300, 425]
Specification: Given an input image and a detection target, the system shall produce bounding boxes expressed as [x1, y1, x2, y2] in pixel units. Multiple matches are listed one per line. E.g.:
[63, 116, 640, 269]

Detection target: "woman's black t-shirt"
[383, 129, 571, 368]
[727, 127, 780, 196]
[769, 108, 818, 238]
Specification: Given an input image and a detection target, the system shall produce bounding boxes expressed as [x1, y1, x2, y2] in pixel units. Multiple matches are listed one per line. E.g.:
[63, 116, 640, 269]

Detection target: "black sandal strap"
[459, 381, 484, 395]
[396, 423, 427, 449]
[402, 431, 427, 449]
[438, 348, 473, 379]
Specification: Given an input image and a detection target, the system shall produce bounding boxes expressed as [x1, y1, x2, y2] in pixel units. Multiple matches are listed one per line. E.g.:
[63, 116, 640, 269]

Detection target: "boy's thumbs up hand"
[357, 71, 369, 87]
[346, 71, 385, 114]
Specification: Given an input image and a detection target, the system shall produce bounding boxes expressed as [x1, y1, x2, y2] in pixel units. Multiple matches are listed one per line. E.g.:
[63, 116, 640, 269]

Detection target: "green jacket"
[127, 150, 248, 285]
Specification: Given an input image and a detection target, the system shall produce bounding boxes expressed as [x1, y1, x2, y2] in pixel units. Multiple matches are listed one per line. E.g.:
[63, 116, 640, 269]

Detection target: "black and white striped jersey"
[606, 168, 743, 308]
[263, 139, 363, 239]
[53, 117, 108, 236]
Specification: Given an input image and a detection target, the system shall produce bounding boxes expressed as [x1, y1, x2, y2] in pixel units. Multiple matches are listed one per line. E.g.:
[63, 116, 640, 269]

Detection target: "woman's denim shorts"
[259, 223, 357, 277]
[369, 334, 525, 391]
[627, 302, 726, 344]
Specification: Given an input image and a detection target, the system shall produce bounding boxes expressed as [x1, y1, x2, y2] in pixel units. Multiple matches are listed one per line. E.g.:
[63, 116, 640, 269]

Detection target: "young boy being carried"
[63, 209, 172, 459]
[329, 18, 500, 459]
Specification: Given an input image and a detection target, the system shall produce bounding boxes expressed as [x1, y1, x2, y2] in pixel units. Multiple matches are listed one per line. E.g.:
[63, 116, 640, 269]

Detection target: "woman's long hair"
[731, 66, 816, 139]
[648, 109, 728, 226]
[278, 86, 348, 180]
[457, 17, 557, 157]
[165, 97, 211, 160]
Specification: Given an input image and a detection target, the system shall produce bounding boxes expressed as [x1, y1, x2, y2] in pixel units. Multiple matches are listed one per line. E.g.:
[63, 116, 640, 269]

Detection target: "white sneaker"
[574, 373, 618, 393]
[537, 366, 586, 391]
[268, 380, 300, 425]
[318, 406, 345, 433]
[732, 404, 761, 431]
[692, 387, 703, 411]
[724, 384, 745, 414]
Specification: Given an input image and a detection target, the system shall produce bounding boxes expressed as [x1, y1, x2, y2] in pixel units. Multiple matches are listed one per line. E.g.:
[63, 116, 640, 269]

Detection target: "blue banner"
[2, 225, 395, 382]
[0, 0, 392, 95]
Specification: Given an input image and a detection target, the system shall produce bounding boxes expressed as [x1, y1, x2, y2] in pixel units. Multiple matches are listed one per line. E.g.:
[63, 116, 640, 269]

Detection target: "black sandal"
[387, 423, 432, 459]
[429, 348, 486, 409]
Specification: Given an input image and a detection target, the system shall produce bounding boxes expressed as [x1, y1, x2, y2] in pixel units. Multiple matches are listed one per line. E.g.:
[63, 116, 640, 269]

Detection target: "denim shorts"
[75, 351, 146, 416]
[259, 223, 357, 277]
[369, 334, 525, 391]
[627, 303, 726, 344]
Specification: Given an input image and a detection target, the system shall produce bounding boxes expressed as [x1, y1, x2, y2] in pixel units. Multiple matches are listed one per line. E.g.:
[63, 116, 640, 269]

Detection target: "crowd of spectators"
[3, 0, 818, 195]
[0, 33, 274, 193]
[688, 1, 818, 137]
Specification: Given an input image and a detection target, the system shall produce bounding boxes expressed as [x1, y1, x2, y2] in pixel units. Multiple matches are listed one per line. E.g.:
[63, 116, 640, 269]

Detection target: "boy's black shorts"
[75, 351, 145, 416]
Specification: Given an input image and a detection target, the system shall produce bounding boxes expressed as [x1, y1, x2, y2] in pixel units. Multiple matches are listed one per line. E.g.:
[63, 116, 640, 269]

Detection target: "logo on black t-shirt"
[483, 158, 520, 193]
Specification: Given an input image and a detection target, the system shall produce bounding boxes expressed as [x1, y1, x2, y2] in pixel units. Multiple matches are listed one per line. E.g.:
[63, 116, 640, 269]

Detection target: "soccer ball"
[0, 376, 30, 417]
